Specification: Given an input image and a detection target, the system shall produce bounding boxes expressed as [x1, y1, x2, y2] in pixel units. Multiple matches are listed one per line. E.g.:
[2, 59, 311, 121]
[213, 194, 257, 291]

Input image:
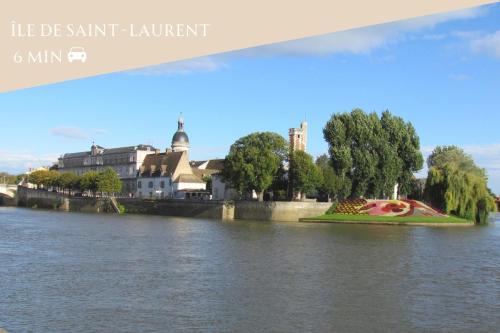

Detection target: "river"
[0, 207, 498, 332]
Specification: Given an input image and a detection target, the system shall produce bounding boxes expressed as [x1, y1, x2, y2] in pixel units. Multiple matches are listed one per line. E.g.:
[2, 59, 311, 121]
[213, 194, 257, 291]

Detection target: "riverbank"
[15, 187, 331, 222]
[300, 213, 473, 226]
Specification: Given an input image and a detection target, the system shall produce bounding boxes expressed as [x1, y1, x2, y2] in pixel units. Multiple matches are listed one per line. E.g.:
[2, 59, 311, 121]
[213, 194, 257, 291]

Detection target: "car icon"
[68, 47, 87, 63]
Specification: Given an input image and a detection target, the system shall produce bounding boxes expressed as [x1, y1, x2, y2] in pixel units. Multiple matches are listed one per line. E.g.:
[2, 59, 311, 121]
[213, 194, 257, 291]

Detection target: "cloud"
[50, 127, 88, 140]
[239, 6, 485, 56]
[123, 6, 485, 76]
[127, 57, 225, 76]
[470, 30, 500, 58]
[50, 127, 109, 140]
[0, 150, 58, 173]
[449, 73, 470, 81]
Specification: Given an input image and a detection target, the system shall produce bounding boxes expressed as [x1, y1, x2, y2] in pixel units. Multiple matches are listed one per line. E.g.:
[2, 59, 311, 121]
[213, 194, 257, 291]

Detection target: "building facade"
[136, 116, 207, 199]
[57, 143, 157, 194]
[190, 159, 239, 201]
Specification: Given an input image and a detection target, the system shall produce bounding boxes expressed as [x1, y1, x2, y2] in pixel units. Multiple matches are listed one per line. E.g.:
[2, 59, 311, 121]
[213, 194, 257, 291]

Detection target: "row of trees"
[222, 109, 496, 223]
[28, 167, 122, 196]
[222, 132, 323, 201]
[223, 110, 424, 202]
[0, 172, 24, 185]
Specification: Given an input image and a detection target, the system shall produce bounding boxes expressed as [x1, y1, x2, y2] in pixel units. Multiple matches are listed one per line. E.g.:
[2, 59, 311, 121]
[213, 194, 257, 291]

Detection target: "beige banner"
[0, 0, 496, 93]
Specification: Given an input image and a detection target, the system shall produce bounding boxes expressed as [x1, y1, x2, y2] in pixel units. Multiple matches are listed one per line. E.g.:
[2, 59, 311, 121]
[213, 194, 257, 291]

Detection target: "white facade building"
[136, 117, 207, 199]
[57, 143, 157, 194]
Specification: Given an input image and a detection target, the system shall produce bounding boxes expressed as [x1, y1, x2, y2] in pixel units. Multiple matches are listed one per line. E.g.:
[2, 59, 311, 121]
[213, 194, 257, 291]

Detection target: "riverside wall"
[233, 201, 331, 222]
[17, 187, 331, 222]
[16, 187, 116, 213]
[116, 198, 228, 220]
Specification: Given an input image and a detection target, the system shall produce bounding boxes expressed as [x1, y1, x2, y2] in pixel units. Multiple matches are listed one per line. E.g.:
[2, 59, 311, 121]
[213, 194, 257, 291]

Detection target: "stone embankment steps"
[109, 197, 120, 213]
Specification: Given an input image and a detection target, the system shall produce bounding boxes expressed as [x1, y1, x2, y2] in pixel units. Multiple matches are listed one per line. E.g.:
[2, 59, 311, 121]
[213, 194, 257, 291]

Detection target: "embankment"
[17, 187, 117, 213]
[17, 187, 331, 222]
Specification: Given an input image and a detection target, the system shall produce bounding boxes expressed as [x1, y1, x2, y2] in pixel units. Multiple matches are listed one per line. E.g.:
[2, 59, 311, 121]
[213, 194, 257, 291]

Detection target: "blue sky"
[1, 3, 499, 193]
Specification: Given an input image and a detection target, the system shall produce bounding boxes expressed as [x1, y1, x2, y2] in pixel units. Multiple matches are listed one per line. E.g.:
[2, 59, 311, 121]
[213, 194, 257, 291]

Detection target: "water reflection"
[0, 208, 498, 332]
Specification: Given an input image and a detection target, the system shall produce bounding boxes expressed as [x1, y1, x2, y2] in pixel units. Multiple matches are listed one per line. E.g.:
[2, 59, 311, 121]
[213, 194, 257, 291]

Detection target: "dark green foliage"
[315, 154, 345, 201]
[270, 164, 289, 200]
[408, 177, 425, 200]
[203, 175, 212, 192]
[289, 150, 321, 198]
[323, 109, 423, 199]
[223, 132, 288, 201]
[424, 146, 496, 224]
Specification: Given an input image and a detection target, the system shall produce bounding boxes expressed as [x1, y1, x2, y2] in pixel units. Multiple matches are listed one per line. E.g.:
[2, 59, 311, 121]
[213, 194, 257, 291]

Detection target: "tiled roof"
[61, 144, 157, 159]
[62, 151, 89, 158]
[191, 167, 219, 178]
[205, 159, 224, 171]
[190, 159, 225, 171]
[139, 151, 184, 177]
[190, 160, 206, 168]
[176, 173, 205, 184]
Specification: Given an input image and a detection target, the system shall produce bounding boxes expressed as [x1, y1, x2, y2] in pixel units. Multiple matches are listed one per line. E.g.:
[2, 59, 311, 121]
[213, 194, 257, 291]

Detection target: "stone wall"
[117, 198, 226, 219]
[118, 199, 330, 222]
[0, 195, 17, 206]
[16, 187, 331, 222]
[233, 201, 331, 222]
[17, 187, 116, 213]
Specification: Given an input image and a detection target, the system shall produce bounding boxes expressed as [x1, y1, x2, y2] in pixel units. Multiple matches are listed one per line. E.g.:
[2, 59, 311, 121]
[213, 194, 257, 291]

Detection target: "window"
[148, 181, 153, 188]
[138, 181, 142, 189]
[160, 181, 165, 188]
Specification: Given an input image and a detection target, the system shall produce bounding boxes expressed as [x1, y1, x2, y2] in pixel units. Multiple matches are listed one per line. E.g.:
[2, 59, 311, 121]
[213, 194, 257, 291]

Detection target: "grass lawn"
[301, 213, 473, 224]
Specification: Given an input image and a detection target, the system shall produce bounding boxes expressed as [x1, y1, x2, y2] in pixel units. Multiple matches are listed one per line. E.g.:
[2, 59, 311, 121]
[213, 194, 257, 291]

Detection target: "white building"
[190, 159, 239, 201]
[57, 143, 157, 194]
[136, 117, 207, 199]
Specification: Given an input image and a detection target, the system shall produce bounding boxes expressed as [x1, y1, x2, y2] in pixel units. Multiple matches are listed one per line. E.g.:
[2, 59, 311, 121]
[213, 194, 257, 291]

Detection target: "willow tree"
[323, 109, 423, 199]
[425, 146, 496, 224]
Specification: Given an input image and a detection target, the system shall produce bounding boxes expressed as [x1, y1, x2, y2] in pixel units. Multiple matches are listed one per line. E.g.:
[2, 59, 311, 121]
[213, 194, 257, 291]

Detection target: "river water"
[0, 207, 498, 333]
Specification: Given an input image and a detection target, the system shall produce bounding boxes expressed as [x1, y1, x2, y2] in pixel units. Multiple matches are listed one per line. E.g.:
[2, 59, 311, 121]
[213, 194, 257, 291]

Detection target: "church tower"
[171, 115, 190, 152]
[289, 121, 308, 152]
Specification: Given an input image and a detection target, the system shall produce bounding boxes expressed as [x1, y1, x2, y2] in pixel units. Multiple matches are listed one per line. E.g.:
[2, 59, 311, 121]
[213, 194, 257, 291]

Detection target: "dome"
[172, 131, 189, 145]
[171, 115, 190, 152]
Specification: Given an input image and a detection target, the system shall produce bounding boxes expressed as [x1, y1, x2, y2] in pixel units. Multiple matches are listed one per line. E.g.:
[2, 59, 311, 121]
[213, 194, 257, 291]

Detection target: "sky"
[1, 3, 499, 193]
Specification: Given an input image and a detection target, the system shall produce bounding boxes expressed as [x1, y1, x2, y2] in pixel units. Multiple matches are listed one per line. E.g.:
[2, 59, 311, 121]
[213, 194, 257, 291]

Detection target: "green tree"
[97, 167, 122, 196]
[59, 172, 80, 195]
[289, 150, 321, 200]
[270, 164, 289, 201]
[28, 170, 58, 189]
[315, 154, 345, 201]
[380, 111, 424, 195]
[427, 145, 481, 175]
[0, 172, 23, 185]
[424, 146, 496, 224]
[80, 171, 99, 197]
[323, 109, 423, 199]
[203, 175, 212, 192]
[223, 132, 288, 201]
